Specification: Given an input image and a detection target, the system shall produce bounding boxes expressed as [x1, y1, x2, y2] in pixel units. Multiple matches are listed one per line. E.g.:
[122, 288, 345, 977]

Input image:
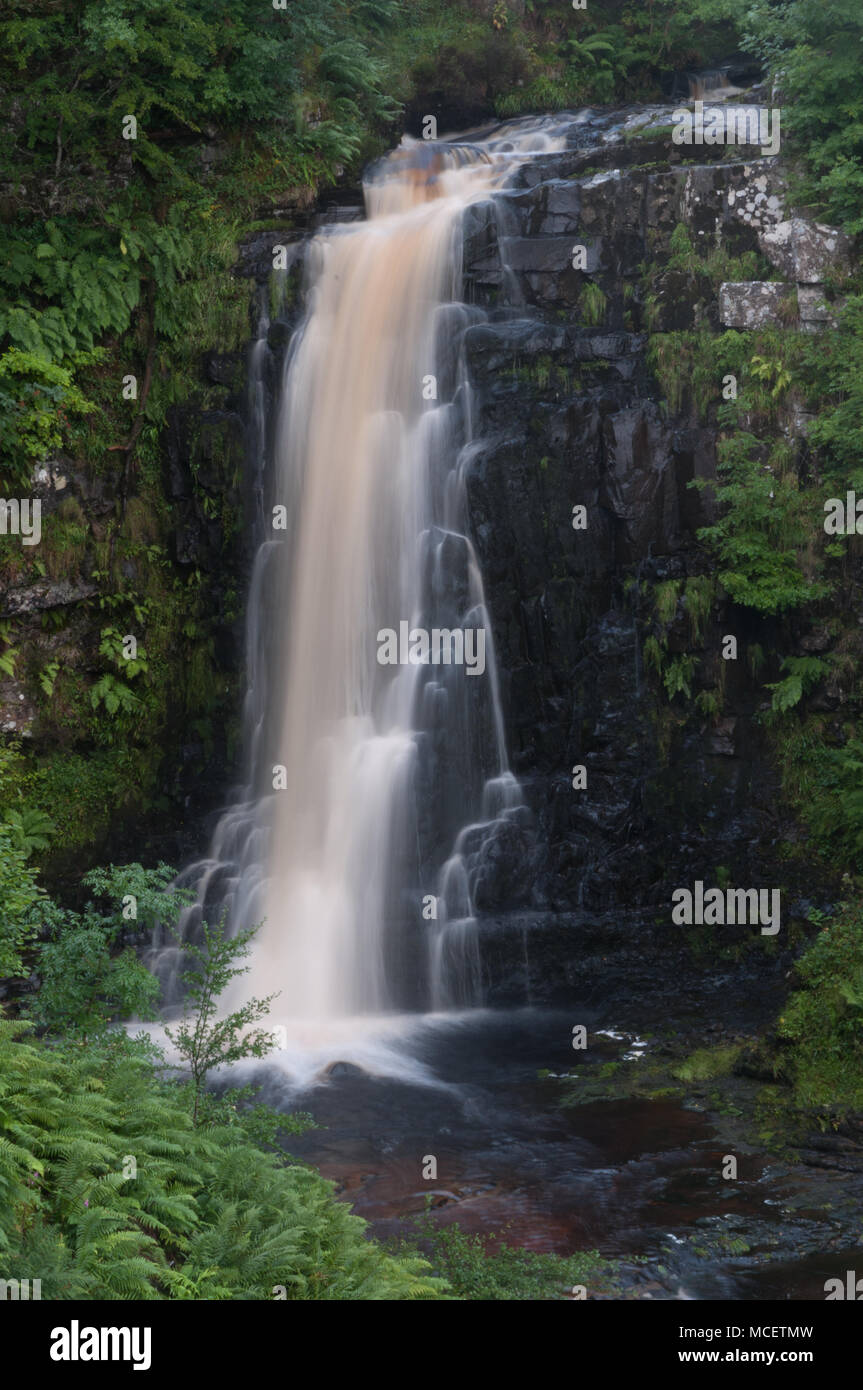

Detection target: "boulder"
[718, 280, 794, 328]
[760, 216, 852, 284]
[797, 285, 838, 330]
[1, 579, 98, 617]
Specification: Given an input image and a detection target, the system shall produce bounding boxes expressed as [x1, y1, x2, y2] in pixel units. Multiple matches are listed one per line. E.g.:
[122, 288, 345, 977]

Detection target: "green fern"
[0, 1021, 446, 1300]
[2, 808, 55, 857]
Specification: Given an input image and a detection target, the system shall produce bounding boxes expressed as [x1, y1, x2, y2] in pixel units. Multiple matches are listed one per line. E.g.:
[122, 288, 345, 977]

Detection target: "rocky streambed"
[257, 1005, 863, 1300]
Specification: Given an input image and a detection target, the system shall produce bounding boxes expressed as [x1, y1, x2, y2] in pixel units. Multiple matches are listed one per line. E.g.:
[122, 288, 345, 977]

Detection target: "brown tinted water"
[250, 1008, 859, 1299]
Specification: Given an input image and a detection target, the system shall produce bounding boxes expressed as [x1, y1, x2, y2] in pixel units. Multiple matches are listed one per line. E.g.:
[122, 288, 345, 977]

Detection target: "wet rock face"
[456, 111, 810, 930]
[164, 406, 245, 571]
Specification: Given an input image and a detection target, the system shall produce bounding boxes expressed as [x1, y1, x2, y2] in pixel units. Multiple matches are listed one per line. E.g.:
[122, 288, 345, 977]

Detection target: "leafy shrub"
[0, 827, 43, 978]
[166, 917, 277, 1125]
[693, 432, 829, 615]
[778, 901, 863, 1111]
[805, 296, 863, 483]
[804, 739, 863, 860]
[23, 863, 184, 1038]
[0, 349, 98, 490]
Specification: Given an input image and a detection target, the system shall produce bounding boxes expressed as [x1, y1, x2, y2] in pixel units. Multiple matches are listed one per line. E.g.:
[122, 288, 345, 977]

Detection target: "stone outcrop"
[718, 279, 793, 328]
[760, 216, 852, 283]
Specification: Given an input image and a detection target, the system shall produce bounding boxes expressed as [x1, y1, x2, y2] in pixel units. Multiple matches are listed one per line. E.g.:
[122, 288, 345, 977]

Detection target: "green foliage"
[0, 853, 443, 1299]
[4, 859, 182, 1038]
[642, 579, 715, 704]
[89, 626, 149, 722]
[0, 2, 412, 835]
[1, 807, 55, 857]
[1, 222, 145, 358]
[672, 1045, 741, 1084]
[556, 1, 751, 106]
[663, 654, 696, 702]
[695, 688, 722, 719]
[767, 675, 804, 715]
[641, 228, 773, 344]
[805, 297, 863, 481]
[654, 580, 680, 626]
[88, 672, 138, 717]
[495, 76, 570, 118]
[642, 634, 664, 678]
[648, 329, 801, 426]
[165, 918, 277, 1125]
[15, 748, 160, 855]
[804, 738, 863, 860]
[647, 332, 715, 418]
[97, 626, 148, 680]
[667, 224, 699, 276]
[39, 661, 60, 698]
[777, 900, 863, 1111]
[692, 430, 828, 615]
[1, 1, 400, 186]
[750, 353, 792, 399]
[402, 1216, 616, 1300]
[28, 911, 161, 1041]
[22, 866, 182, 1040]
[0, 0, 407, 483]
[0, 1022, 444, 1299]
[579, 280, 607, 328]
[393, 0, 753, 121]
[742, 0, 863, 233]
[0, 348, 98, 490]
[564, 33, 620, 104]
[0, 827, 43, 978]
[683, 576, 715, 643]
[187, 1083, 313, 1150]
[765, 655, 830, 715]
[89, 673, 141, 718]
[82, 861, 188, 931]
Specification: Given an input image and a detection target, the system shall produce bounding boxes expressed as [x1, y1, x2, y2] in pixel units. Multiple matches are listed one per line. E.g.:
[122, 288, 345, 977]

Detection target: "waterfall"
[161, 119, 570, 1048]
[687, 70, 738, 100]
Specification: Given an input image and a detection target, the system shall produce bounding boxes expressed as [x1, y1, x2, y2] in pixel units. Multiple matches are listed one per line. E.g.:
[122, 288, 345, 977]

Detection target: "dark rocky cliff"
[446, 106, 850, 1011]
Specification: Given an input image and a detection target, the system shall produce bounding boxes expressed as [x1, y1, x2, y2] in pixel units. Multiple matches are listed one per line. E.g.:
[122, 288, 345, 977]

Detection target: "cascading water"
[157, 118, 573, 1070]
